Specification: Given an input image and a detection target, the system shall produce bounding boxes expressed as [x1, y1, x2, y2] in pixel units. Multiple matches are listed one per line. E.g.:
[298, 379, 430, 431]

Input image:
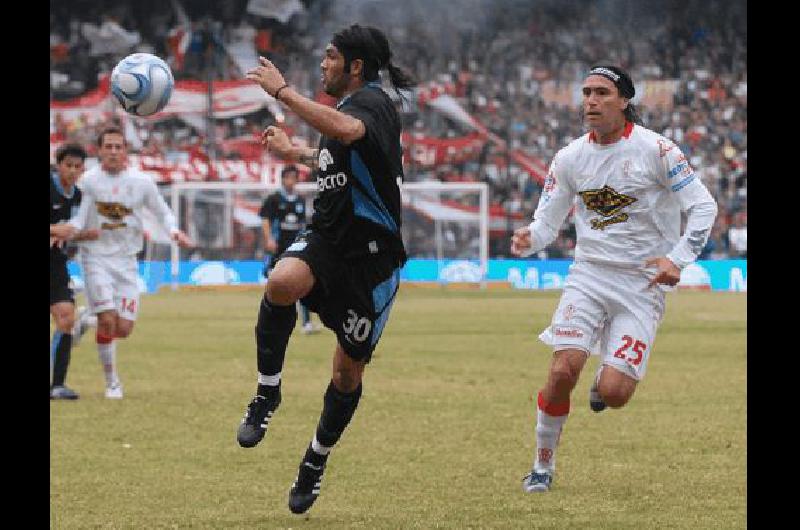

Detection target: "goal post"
[165, 180, 489, 289]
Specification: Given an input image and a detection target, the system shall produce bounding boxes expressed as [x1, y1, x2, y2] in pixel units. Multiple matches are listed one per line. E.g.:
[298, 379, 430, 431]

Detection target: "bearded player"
[238, 24, 415, 514]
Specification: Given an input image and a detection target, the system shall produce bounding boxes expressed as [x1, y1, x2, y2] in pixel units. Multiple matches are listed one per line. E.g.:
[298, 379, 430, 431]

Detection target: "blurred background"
[50, 0, 746, 263]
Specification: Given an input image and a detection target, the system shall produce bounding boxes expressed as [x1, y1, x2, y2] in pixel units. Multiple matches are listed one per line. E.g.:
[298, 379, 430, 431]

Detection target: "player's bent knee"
[597, 378, 636, 409]
[548, 351, 585, 393]
[51, 303, 75, 332]
[97, 315, 116, 338]
[113, 318, 135, 339]
[265, 279, 298, 306]
[265, 258, 314, 305]
[548, 365, 579, 394]
[599, 388, 634, 408]
[54, 313, 75, 332]
[597, 372, 637, 408]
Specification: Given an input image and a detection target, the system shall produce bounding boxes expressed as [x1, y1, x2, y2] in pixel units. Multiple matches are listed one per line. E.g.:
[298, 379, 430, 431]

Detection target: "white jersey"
[527, 123, 718, 269]
[69, 165, 177, 257]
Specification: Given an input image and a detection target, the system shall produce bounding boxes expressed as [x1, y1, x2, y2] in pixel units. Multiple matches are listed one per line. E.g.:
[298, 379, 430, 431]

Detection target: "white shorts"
[81, 254, 141, 321]
[539, 261, 666, 380]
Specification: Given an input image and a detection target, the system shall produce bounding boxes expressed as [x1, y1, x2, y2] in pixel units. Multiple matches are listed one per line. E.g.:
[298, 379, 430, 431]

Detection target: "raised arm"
[247, 57, 366, 145]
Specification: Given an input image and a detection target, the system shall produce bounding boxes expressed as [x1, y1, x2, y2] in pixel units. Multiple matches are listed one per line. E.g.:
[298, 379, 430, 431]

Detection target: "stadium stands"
[50, 0, 746, 259]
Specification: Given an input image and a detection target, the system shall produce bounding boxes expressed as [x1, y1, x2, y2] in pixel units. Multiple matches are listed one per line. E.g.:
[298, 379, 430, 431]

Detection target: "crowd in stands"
[51, 0, 746, 260]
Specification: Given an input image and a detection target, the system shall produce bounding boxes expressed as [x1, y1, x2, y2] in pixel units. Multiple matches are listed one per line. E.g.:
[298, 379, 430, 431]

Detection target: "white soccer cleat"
[105, 382, 124, 399]
[522, 469, 553, 493]
[301, 322, 320, 335]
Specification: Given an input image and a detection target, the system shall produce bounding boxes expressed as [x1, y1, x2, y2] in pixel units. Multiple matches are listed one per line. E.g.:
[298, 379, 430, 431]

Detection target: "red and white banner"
[50, 76, 283, 121]
[419, 90, 549, 184]
[51, 76, 556, 184]
[402, 132, 486, 167]
[98, 154, 310, 185]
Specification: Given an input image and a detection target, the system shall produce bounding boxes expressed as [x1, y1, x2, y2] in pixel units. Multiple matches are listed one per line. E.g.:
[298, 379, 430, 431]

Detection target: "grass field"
[50, 288, 746, 529]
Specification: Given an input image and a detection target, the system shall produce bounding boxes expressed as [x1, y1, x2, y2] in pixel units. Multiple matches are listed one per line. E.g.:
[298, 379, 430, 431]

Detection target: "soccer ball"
[110, 53, 174, 117]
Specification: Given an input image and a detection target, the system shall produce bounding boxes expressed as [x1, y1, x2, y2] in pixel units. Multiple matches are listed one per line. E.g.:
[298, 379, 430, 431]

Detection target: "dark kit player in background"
[50, 144, 99, 399]
[237, 24, 416, 514]
[259, 165, 317, 334]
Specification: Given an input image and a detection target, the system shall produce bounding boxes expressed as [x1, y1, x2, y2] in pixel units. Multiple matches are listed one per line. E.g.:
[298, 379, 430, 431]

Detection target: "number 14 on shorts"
[613, 335, 646, 366]
[120, 297, 137, 314]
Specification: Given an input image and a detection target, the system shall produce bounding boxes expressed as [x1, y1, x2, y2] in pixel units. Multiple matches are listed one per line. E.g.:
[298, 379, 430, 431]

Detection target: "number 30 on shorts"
[613, 335, 647, 366]
[343, 309, 372, 343]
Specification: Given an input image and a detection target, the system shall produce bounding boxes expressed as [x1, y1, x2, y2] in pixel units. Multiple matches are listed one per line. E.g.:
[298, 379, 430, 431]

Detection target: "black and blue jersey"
[259, 190, 306, 254]
[50, 169, 82, 265]
[309, 82, 406, 263]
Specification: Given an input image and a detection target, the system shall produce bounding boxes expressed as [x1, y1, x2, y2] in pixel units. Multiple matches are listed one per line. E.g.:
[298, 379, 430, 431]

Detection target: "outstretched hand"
[511, 226, 534, 257]
[172, 230, 194, 249]
[50, 223, 76, 241]
[246, 56, 287, 98]
[644, 257, 681, 287]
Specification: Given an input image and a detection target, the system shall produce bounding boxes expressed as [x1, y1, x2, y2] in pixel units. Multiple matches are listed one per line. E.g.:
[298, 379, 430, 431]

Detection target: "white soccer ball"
[110, 53, 174, 117]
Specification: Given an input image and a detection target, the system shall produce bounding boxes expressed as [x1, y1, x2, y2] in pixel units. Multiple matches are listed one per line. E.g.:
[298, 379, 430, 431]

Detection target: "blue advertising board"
[67, 259, 747, 293]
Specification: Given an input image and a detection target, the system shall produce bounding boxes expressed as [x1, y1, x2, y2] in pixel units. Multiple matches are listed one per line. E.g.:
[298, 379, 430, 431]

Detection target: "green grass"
[51, 288, 746, 529]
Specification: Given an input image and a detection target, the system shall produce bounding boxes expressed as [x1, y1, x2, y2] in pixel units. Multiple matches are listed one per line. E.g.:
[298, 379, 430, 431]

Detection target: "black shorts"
[281, 230, 402, 362]
[50, 260, 74, 306]
[264, 236, 301, 276]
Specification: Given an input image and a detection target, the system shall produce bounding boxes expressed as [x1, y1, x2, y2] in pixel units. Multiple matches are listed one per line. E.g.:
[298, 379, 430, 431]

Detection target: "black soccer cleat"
[589, 380, 607, 413]
[288, 460, 326, 514]
[236, 389, 281, 448]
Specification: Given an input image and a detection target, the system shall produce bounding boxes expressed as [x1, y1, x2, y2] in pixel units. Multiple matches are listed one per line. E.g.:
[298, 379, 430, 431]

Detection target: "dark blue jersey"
[309, 82, 406, 263]
[259, 190, 306, 253]
[50, 169, 82, 264]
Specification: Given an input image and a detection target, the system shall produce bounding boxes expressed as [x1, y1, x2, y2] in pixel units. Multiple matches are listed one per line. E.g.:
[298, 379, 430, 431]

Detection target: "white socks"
[535, 409, 568, 472]
[97, 341, 119, 387]
[311, 435, 332, 456]
[534, 391, 570, 473]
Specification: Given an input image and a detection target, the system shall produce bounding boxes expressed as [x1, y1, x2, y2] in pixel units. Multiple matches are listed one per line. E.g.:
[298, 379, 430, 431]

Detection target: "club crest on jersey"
[96, 201, 133, 230]
[578, 185, 636, 230]
[318, 149, 334, 171]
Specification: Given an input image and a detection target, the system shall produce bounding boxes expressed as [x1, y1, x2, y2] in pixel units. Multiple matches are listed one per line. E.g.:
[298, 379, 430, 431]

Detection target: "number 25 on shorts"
[613, 335, 647, 366]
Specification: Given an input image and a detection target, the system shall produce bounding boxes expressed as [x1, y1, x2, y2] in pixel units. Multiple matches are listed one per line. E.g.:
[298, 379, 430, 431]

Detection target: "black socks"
[255, 295, 297, 377]
[51, 332, 72, 387]
[314, 381, 363, 450]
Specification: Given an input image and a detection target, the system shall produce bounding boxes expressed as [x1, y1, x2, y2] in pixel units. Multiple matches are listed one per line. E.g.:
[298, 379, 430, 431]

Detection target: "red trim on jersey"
[622, 120, 634, 138]
[588, 121, 633, 143]
[537, 391, 570, 416]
